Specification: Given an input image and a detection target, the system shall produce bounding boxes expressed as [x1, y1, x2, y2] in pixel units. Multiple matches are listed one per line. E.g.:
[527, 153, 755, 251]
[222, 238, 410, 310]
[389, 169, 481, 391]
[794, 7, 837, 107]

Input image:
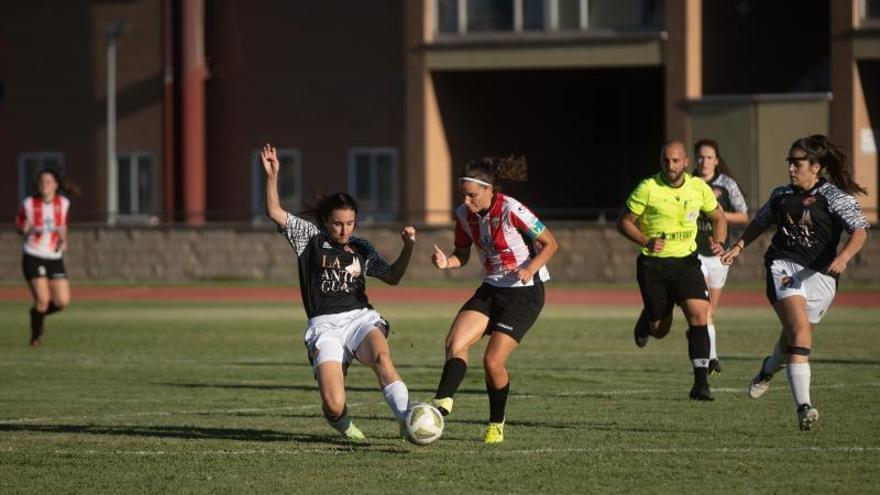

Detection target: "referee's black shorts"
[460, 280, 545, 343]
[636, 253, 708, 321]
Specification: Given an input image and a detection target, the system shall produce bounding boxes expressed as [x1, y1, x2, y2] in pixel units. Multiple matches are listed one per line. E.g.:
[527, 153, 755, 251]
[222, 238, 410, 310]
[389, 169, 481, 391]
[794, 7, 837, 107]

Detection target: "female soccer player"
[261, 143, 416, 441]
[618, 141, 727, 401]
[721, 135, 869, 430]
[14, 169, 72, 347]
[429, 155, 558, 444]
[693, 139, 749, 374]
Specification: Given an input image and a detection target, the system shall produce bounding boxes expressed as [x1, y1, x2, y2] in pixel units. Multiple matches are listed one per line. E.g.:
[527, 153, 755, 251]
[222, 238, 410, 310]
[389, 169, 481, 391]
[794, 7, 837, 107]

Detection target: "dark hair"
[302, 192, 359, 230]
[790, 134, 867, 195]
[693, 138, 733, 178]
[33, 168, 81, 198]
[459, 155, 528, 187]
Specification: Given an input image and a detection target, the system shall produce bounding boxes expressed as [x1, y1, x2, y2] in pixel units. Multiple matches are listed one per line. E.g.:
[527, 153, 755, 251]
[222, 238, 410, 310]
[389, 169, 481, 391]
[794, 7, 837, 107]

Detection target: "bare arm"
[376, 227, 416, 285]
[707, 206, 728, 255]
[432, 244, 470, 270]
[616, 208, 664, 253]
[724, 211, 749, 225]
[261, 143, 288, 227]
[827, 228, 868, 276]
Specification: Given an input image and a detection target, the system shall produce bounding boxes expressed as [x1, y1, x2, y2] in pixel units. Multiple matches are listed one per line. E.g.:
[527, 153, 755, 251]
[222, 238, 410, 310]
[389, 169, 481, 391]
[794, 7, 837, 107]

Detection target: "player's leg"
[681, 297, 713, 401]
[354, 328, 409, 423]
[703, 255, 729, 375]
[47, 272, 70, 315]
[315, 360, 364, 441]
[634, 256, 675, 347]
[26, 276, 50, 347]
[431, 309, 489, 416]
[482, 332, 518, 444]
[772, 295, 818, 430]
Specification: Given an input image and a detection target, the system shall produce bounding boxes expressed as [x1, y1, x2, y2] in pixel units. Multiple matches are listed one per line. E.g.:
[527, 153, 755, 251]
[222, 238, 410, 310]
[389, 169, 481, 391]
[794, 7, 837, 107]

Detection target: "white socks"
[786, 362, 812, 407]
[382, 380, 410, 421]
[763, 341, 787, 376]
[708, 323, 717, 361]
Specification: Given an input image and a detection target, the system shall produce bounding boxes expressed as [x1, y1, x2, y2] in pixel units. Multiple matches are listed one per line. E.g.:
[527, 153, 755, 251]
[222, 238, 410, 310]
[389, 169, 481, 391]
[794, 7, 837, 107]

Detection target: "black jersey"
[753, 179, 870, 272]
[695, 173, 747, 256]
[280, 213, 391, 318]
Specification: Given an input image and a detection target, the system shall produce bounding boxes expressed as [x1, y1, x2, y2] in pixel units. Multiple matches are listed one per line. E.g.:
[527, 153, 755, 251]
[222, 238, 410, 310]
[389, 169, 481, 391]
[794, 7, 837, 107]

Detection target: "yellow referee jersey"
[625, 172, 718, 258]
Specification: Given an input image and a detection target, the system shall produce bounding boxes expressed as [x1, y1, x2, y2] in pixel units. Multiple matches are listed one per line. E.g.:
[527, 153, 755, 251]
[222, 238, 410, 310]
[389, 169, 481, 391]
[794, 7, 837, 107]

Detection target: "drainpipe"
[181, 0, 206, 224]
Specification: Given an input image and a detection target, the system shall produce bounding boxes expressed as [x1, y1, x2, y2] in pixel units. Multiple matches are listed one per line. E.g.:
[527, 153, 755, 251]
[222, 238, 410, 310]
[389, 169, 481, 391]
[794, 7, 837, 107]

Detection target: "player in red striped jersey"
[429, 156, 559, 444]
[14, 169, 72, 347]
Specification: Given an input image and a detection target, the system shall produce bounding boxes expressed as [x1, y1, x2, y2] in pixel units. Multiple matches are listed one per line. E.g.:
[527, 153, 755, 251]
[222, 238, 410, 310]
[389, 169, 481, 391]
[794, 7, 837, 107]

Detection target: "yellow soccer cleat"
[343, 422, 366, 442]
[430, 397, 454, 417]
[483, 422, 505, 444]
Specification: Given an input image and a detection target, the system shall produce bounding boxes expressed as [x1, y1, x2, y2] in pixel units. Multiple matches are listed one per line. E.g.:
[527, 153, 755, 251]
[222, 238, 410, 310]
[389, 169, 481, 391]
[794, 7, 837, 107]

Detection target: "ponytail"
[791, 135, 867, 195]
[460, 155, 528, 186]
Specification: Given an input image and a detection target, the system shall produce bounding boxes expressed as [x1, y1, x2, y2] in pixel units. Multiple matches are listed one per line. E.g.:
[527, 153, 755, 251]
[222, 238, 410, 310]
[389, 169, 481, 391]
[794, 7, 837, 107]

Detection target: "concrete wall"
[2, 225, 877, 284]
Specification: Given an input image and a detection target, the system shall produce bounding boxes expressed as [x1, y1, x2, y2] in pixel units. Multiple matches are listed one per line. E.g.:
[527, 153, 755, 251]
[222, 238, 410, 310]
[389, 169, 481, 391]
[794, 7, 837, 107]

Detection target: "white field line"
[33, 446, 880, 457]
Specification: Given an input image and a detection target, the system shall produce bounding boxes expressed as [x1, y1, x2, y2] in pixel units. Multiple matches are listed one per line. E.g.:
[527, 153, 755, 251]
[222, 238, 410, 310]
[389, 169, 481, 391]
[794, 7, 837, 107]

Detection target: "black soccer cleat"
[633, 309, 650, 348]
[708, 359, 722, 375]
[689, 382, 715, 401]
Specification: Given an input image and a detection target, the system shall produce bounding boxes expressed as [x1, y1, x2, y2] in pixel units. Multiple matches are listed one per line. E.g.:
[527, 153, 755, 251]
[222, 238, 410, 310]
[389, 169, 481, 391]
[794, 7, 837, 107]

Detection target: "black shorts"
[22, 253, 67, 280]
[636, 254, 708, 321]
[460, 281, 545, 343]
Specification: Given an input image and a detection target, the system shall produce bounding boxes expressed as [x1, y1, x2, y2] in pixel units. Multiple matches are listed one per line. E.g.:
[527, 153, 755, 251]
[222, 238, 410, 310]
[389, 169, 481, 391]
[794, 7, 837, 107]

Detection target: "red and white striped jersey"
[15, 195, 69, 259]
[454, 193, 550, 288]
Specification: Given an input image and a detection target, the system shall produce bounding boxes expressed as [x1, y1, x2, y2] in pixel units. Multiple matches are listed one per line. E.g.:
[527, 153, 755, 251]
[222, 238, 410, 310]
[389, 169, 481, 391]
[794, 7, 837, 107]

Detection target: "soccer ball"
[404, 403, 444, 445]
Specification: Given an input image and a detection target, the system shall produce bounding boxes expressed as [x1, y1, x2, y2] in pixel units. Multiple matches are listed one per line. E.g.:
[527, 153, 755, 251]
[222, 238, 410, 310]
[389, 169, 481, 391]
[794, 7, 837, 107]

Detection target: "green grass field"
[1, 299, 878, 493]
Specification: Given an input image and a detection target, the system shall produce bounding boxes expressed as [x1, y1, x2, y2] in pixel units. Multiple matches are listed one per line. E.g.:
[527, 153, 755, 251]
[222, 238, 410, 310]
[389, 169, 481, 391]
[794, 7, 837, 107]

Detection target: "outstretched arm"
[720, 220, 771, 265]
[431, 244, 470, 270]
[261, 143, 288, 228]
[376, 227, 416, 285]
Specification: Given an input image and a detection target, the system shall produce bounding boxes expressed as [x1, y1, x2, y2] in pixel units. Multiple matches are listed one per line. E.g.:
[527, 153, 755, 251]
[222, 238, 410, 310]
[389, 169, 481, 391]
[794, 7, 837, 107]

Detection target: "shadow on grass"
[721, 356, 880, 366]
[157, 382, 486, 395]
[227, 361, 442, 371]
[0, 423, 407, 451]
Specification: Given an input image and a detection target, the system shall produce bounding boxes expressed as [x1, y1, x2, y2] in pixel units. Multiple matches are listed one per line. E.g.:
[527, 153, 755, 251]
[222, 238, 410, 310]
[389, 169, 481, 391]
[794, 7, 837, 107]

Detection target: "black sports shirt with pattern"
[280, 213, 391, 318]
[696, 173, 748, 256]
[753, 179, 870, 272]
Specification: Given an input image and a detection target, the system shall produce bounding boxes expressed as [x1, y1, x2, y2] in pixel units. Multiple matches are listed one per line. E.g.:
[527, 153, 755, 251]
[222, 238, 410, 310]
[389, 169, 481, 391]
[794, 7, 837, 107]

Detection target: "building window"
[348, 148, 399, 220]
[433, 0, 662, 35]
[251, 148, 302, 222]
[117, 152, 158, 218]
[18, 152, 65, 202]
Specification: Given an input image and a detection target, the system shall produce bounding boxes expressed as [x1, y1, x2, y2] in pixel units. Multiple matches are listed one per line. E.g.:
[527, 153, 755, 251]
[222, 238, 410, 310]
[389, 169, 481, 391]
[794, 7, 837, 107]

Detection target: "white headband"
[460, 177, 492, 187]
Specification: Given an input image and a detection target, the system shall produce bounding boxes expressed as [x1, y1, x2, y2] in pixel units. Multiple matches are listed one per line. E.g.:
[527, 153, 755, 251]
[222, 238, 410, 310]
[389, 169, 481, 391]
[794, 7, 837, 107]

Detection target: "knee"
[445, 337, 469, 358]
[483, 353, 507, 375]
[321, 392, 346, 418]
[51, 299, 68, 311]
[33, 298, 50, 312]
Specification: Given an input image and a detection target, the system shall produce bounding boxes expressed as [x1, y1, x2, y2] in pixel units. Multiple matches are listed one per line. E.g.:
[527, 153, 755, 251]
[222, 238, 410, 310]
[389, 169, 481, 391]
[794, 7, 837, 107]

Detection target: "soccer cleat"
[797, 404, 819, 431]
[342, 422, 366, 442]
[633, 309, 650, 348]
[430, 397, 453, 417]
[709, 359, 722, 375]
[748, 357, 774, 399]
[483, 422, 504, 444]
[689, 382, 714, 401]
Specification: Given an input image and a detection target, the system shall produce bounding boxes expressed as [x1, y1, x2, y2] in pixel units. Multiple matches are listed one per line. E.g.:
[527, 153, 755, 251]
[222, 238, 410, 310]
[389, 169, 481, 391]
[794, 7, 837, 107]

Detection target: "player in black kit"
[261, 143, 416, 441]
[721, 135, 869, 431]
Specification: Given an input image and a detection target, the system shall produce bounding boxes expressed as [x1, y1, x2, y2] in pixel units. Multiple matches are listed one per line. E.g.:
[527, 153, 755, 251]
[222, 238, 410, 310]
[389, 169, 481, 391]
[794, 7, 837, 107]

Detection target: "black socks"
[435, 357, 468, 399]
[487, 383, 510, 423]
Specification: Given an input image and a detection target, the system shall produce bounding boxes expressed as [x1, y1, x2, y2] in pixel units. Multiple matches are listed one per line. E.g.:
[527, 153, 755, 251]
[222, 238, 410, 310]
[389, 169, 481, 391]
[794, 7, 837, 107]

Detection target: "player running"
[429, 155, 558, 444]
[618, 141, 727, 401]
[261, 143, 416, 441]
[721, 134, 869, 430]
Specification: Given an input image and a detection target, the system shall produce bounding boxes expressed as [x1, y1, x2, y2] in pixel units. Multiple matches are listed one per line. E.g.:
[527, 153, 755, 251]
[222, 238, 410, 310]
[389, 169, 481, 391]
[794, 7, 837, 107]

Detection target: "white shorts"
[766, 259, 837, 324]
[698, 254, 730, 289]
[303, 308, 388, 373]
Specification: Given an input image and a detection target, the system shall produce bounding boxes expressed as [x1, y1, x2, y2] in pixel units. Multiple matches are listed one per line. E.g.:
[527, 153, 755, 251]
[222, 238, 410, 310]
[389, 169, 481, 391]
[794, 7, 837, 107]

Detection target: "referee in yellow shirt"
[617, 141, 728, 400]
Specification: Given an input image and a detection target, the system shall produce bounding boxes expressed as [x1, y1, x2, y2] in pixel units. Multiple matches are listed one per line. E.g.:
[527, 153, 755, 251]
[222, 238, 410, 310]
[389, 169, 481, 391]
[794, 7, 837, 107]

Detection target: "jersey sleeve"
[14, 204, 27, 231]
[508, 202, 546, 240]
[725, 178, 748, 213]
[60, 197, 70, 228]
[824, 187, 871, 233]
[358, 238, 392, 278]
[280, 212, 320, 257]
[454, 217, 472, 248]
[625, 179, 650, 216]
[753, 187, 789, 226]
[699, 180, 719, 213]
